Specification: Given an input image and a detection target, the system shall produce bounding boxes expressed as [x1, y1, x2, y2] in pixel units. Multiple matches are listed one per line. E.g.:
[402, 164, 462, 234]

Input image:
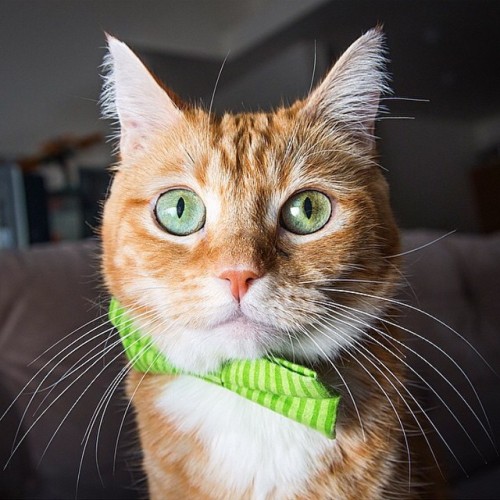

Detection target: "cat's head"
[101, 28, 400, 374]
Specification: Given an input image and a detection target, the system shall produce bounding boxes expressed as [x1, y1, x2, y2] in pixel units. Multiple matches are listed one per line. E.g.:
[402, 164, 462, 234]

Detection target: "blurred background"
[1, 3, 500, 499]
[1, 0, 500, 248]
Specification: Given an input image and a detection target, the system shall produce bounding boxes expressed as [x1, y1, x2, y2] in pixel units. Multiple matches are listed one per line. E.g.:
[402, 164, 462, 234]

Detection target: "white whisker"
[315, 294, 495, 451]
[386, 230, 456, 259]
[286, 319, 367, 441]
[308, 301, 474, 472]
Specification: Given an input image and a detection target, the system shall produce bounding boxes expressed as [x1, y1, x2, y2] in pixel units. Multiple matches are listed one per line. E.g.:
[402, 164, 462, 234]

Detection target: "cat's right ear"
[101, 35, 182, 157]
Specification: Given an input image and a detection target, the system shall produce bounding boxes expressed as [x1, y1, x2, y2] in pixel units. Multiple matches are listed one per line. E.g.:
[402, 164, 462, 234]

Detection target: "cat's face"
[102, 29, 400, 374]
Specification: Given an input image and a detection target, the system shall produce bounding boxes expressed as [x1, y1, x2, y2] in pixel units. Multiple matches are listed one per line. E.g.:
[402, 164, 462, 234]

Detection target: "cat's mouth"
[199, 307, 281, 351]
[213, 311, 264, 335]
[159, 309, 274, 374]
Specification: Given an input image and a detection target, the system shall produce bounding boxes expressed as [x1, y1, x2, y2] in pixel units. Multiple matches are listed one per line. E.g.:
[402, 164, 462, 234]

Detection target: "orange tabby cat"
[101, 28, 439, 499]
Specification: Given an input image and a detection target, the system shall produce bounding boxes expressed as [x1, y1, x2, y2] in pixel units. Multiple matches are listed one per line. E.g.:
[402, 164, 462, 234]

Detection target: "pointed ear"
[302, 28, 390, 148]
[101, 35, 182, 157]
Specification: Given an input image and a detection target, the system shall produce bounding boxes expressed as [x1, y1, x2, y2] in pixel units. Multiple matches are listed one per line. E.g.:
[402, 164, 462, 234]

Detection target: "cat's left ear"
[101, 35, 183, 157]
[302, 27, 390, 149]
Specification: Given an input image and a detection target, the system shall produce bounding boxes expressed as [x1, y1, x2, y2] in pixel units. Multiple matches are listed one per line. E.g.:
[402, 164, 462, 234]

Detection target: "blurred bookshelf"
[0, 163, 29, 249]
[0, 133, 110, 249]
[0, 161, 111, 249]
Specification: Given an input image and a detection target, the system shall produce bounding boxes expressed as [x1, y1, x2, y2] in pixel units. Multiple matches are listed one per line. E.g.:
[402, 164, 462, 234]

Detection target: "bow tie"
[109, 298, 340, 438]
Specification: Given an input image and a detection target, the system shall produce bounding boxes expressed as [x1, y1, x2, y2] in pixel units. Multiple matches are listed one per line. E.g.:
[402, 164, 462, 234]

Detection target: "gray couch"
[0, 231, 499, 499]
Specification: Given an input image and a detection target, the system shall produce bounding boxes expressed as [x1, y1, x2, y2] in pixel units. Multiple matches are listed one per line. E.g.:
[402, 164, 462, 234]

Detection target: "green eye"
[155, 189, 206, 236]
[281, 190, 332, 235]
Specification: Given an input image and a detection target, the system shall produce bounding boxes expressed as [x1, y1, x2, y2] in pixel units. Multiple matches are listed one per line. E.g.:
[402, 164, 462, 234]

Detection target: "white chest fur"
[157, 376, 333, 499]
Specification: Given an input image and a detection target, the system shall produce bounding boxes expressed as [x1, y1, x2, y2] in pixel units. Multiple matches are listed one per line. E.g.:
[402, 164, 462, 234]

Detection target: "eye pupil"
[304, 196, 313, 219]
[155, 189, 206, 236]
[177, 197, 185, 218]
[280, 190, 331, 235]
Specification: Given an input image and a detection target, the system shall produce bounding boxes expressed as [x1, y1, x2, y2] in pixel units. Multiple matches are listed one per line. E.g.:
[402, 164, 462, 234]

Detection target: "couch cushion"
[0, 240, 142, 499]
[399, 230, 500, 485]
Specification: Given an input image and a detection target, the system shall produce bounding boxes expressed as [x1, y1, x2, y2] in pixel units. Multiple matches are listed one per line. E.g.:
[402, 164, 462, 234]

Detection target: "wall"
[0, 0, 325, 160]
[473, 114, 500, 154]
[380, 117, 483, 232]
[2, 2, 497, 234]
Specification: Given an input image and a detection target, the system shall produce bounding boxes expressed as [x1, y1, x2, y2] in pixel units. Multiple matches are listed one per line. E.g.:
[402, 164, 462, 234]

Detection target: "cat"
[100, 27, 441, 499]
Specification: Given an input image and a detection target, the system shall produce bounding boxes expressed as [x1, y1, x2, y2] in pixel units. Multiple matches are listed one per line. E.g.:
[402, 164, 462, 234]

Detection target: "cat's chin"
[211, 310, 264, 331]
[158, 316, 271, 375]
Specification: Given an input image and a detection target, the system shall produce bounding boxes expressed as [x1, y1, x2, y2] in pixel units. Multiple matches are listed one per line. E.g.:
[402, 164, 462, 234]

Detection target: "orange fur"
[102, 29, 442, 499]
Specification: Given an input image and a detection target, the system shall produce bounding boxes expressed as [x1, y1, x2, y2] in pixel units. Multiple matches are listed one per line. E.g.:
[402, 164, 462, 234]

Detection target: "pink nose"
[219, 269, 260, 302]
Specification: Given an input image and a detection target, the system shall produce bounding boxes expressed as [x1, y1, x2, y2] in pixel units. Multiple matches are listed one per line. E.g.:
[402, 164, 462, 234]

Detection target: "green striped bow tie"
[109, 298, 340, 438]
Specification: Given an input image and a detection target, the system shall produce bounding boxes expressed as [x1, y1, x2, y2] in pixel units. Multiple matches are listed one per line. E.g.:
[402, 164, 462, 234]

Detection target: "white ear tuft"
[303, 27, 390, 148]
[101, 35, 182, 157]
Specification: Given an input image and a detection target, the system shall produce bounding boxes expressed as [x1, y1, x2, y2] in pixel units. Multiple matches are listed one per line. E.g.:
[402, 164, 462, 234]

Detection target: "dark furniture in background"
[23, 172, 50, 244]
[471, 149, 500, 233]
[79, 168, 112, 238]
